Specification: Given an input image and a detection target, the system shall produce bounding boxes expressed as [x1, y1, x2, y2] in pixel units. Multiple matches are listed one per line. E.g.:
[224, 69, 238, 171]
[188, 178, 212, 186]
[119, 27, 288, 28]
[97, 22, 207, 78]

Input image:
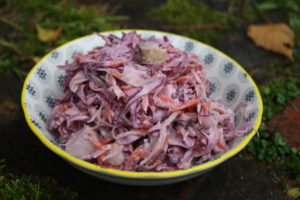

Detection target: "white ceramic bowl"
[21, 30, 263, 186]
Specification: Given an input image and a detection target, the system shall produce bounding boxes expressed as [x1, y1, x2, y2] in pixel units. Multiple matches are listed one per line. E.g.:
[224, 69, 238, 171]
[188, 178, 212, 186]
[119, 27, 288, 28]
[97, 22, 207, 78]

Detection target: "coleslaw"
[48, 32, 248, 172]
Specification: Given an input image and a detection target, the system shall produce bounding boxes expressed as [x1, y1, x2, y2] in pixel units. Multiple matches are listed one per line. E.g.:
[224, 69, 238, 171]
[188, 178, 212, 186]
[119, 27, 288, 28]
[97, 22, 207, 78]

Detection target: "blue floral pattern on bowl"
[219, 59, 237, 78]
[243, 88, 256, 104]
[184, 41, 194, 52]
[204, 53, 214, 65]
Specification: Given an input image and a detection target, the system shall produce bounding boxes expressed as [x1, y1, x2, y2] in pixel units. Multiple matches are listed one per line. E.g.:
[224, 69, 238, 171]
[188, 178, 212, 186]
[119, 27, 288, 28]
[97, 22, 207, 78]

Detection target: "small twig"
[0, 39, 23, 55]
[290, 102, 299, 112]
[0, 18, 23, 31]
[271, 173, 281, 183]
[163, 24, 222, 30]
[12, 68, 27, 81]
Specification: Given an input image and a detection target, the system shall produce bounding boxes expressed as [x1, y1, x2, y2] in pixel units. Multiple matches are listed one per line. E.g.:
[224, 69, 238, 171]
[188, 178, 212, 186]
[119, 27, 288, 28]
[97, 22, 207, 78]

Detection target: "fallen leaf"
[20, 55, 41, 63]
[36, 24, 62, 42]
[247, 23, 295, 60]
[287, 188, 300, 199]
[31, 56, 41, 63]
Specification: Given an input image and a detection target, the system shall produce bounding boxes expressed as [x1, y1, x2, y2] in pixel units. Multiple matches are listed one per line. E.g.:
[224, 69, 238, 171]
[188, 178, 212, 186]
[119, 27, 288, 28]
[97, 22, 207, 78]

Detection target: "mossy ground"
[0, 0, 123, 80]
[0, 159, 77, 200]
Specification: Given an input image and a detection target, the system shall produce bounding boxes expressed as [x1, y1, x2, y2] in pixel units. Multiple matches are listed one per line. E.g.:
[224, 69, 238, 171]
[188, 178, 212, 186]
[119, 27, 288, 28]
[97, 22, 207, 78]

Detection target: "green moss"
[246, 69, 300, 184]
[0, 160, 77, 200]
[228, 0, 258, 26]
[5, 0, 121, 54]
[0, 0, 123, 80]
[261, 74, 300, 121]
[150, 0, 229, 44]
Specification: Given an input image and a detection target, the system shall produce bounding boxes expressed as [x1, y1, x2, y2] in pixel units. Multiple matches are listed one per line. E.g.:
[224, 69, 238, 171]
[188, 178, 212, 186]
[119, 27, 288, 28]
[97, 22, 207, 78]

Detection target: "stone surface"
[269, 96, 300, 148]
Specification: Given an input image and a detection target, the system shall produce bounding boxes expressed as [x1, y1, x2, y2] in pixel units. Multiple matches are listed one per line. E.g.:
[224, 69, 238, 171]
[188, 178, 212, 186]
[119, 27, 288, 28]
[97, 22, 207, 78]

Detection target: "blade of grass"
[0, 17, 23, 31]
[0, 39, 23, 55]
[12, 67, 27, 81]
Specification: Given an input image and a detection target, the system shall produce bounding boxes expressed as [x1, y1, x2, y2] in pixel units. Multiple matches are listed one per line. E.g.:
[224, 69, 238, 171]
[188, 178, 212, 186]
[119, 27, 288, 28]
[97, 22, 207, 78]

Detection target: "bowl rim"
[21, 29, 263, 179]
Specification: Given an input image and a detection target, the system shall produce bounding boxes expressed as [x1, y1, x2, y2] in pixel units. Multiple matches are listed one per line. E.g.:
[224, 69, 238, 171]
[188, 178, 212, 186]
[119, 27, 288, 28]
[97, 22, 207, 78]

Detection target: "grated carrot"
[159, 96, 176, 104]
[169, 98, 200, 113]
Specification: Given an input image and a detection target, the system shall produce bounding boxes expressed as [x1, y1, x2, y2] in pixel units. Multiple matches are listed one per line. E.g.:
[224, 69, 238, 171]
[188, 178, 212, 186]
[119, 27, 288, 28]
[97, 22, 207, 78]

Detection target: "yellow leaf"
[247, 23, 295, 60]
[31, 56, 41, 63]
[287, 188, 300, 199]
[36, 24, 62, 42]
[20, 55, 41, 63]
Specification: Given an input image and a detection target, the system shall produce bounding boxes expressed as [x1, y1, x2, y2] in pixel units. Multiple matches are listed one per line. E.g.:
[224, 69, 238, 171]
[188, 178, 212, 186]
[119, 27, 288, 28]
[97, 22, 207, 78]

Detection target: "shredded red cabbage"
[48, 32, 250, 172]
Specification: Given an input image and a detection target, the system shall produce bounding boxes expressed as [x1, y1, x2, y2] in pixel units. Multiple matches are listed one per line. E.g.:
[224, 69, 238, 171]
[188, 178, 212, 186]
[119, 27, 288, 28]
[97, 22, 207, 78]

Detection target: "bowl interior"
[22, 30, 262, 175]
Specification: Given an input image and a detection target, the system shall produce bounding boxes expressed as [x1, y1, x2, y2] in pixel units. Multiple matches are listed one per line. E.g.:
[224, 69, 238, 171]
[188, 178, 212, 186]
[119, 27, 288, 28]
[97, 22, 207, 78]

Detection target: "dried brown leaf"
[247, 23, 295, 60]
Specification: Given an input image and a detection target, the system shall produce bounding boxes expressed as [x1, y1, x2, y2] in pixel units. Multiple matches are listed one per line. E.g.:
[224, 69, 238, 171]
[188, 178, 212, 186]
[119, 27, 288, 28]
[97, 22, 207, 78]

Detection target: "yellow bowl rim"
[21, 29, 263, 178]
